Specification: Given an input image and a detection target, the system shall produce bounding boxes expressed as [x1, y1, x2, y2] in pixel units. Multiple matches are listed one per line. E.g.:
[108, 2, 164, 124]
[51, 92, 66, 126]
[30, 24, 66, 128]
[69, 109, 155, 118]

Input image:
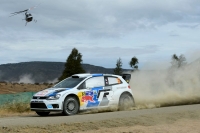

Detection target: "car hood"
[34, 88, 72, 97]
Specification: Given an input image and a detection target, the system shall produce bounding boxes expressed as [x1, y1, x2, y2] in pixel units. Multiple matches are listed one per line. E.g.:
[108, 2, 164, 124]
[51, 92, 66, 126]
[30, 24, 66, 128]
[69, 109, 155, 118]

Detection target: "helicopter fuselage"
[25, 13, 33, 22]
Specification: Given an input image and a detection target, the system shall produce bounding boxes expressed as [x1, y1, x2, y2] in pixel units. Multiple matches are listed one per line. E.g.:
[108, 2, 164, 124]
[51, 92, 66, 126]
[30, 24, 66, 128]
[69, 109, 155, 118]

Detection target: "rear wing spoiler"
[121, 74, 131, 83]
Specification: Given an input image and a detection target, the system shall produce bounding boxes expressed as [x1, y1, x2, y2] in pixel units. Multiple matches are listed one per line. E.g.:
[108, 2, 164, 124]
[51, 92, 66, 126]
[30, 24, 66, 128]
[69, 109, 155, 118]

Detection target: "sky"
[0, 0, 200, 69]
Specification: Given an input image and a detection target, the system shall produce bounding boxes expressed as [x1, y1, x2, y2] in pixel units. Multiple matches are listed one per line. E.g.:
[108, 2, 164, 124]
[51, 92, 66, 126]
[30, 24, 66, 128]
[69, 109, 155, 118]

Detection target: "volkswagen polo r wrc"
[30, 73, 135, 116]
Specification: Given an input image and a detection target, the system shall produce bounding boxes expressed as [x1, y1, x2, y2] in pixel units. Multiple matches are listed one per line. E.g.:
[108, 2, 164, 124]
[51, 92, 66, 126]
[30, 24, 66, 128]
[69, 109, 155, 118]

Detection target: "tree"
[129, 56, 139, 70]
[171, 54, 187, 68]
[58, 48, 85, 81]
[113, 58, 123, 75]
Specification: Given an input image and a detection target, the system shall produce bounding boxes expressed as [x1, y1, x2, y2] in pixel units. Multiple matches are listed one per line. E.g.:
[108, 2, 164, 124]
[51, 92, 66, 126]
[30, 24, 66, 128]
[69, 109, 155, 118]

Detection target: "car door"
[105, 76, 123, 102]
[77, 76, 112, 109]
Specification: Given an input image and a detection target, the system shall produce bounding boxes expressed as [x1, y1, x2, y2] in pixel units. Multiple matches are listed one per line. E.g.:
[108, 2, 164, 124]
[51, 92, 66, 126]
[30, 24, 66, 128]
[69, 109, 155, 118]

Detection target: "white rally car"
[30, 73, 135, 116]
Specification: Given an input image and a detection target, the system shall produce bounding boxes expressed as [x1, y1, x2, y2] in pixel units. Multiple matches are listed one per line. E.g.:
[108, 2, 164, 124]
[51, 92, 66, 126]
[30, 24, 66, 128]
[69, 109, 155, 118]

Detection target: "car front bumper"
[30, 99, 63, 112]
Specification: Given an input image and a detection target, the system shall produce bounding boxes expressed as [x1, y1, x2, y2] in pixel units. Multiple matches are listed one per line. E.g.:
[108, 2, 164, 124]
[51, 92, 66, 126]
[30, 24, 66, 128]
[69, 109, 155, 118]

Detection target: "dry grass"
[3, 102, 30, 112]
[0, 102, 31, 116]
[0, 83, 53, 116]
[0, 82, 52, 94]
[0, 110, 34, 117]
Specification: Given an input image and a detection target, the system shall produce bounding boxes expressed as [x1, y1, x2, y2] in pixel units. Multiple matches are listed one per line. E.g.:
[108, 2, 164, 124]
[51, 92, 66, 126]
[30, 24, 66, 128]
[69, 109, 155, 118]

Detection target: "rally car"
[30, 73, 135, 116]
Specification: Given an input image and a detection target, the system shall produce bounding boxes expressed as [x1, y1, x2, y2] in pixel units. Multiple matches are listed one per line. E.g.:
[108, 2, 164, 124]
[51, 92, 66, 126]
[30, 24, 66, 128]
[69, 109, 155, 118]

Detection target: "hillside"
[0, 61, 124, 83]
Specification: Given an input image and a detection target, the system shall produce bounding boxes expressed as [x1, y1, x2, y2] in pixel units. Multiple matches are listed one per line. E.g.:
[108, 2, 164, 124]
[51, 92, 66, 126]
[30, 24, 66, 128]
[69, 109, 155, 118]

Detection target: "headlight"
[47, 94, 61, 100]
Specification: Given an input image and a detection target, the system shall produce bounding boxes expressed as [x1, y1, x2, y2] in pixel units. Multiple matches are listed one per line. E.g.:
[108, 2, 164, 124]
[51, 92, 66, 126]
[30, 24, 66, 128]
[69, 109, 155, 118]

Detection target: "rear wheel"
[36, 111, 50, 116]
[62, 96, 79, 116]
[118, 93, 135, 111]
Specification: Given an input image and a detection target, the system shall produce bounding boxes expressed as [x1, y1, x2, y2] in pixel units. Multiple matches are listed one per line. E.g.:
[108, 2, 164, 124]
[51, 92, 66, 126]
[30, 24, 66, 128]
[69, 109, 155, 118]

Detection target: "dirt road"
[0, 104, 200, 132]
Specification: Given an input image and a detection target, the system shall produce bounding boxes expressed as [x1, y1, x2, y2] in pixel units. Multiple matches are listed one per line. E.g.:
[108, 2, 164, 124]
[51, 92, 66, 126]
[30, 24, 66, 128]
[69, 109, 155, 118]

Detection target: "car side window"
[77, 82, 86, 90]
[86, 77, 105, 88]
[105, 76, 122, 86]
[78, 76, 105, 89]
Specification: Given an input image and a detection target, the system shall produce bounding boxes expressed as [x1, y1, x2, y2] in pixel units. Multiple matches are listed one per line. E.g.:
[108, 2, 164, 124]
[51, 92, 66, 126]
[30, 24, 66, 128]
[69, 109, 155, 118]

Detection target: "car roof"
[72, 73, 121, 78]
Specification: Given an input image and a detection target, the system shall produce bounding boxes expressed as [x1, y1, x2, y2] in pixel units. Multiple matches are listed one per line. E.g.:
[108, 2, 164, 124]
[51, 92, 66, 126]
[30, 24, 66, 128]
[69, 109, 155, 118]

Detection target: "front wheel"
[62, 96, 79, 116]
[36, 111, 50, 116]
[118, 93, 135, 111]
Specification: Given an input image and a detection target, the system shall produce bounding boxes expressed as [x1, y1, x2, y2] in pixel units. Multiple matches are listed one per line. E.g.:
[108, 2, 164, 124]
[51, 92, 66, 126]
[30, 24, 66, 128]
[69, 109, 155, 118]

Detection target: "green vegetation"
[113, 58, 123, 75]
[0, 92, 34, 113]
[58, 48, 85, 81]
[171, 54, 187, 68]
[129, 56, 139, 71]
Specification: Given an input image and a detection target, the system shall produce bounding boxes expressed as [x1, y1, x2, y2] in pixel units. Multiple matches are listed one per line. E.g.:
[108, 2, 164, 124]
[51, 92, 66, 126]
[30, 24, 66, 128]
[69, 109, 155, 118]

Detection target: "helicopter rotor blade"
[28, 6, 36, 11]
[9, 13, 23, 17]
[11, 9, 28, 14]
[10, 9, 28, 17]
[28, 3, 40, 11]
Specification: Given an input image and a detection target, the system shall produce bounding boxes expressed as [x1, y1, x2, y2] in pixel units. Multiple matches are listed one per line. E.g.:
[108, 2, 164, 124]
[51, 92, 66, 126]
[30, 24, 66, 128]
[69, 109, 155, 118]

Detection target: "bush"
[0, 81, 7, 83]
[43, 82, 49, 85]
[35, 83, 40, 85]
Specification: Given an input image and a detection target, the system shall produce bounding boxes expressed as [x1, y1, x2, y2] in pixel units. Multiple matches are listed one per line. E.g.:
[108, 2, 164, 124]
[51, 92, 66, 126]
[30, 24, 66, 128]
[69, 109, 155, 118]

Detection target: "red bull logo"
[81, 95, 94, 102]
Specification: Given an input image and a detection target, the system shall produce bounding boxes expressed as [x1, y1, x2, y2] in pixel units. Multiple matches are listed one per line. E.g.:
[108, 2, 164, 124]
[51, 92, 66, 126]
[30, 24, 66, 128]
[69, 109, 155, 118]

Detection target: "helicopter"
[10, 5, 39, 26]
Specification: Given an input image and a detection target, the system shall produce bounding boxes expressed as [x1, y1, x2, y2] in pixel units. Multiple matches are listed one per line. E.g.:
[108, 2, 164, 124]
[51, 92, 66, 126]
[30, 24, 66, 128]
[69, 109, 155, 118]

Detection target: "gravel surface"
[0, 104, 200, 133]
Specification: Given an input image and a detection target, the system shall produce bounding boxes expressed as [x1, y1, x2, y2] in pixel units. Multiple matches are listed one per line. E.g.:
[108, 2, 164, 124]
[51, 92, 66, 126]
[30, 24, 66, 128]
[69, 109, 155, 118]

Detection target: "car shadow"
[23, 109, 119, 117]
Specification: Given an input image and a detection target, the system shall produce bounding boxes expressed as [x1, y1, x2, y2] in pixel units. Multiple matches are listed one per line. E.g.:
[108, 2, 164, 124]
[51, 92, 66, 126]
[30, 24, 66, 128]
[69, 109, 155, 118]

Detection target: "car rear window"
[53, 77, 85, 88]
[105, 76, 122, 86]
[122, 74, 131, 83]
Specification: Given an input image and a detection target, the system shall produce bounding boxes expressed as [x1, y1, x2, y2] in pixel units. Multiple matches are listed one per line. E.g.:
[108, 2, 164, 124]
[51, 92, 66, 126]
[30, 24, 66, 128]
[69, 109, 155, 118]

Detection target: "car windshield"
[53, 77, 85, 88]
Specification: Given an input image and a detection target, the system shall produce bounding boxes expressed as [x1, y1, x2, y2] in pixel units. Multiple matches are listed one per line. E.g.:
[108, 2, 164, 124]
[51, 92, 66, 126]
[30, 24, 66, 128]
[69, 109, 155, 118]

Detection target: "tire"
[62, 96, 79, 116]
[118, 93, 135, 111]
[36, 111, 50, 116]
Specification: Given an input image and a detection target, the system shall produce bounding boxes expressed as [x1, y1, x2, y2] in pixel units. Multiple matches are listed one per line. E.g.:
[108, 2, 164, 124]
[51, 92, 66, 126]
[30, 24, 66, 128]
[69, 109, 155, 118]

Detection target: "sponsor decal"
[92, 74, 103, 77]
[47, 104, 53, 109]
[104, 77, 109, 85]
[82, 95, 94, 102]
[78, 87, 111, 107]
[32, 100, 43, 103]
[77, 92, 85, 106]
[35, 90, 49, 96]
[116, 86, 127, 89]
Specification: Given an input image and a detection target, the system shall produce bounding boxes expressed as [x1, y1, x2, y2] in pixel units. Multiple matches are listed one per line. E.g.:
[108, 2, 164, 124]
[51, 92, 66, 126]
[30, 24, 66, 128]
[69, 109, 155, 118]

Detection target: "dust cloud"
[18, 75, 58, 84]
[46, 78, 58, 84]
[18, 74, 34, 84]
[130, 60, 200, 109]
